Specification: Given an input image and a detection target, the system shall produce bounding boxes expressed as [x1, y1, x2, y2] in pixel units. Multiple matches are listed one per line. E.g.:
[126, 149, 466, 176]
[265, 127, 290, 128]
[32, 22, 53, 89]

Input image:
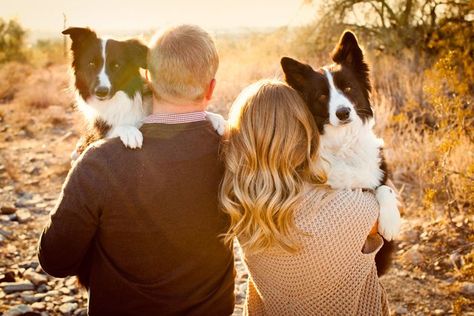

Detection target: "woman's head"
[220, 79, 326, 254]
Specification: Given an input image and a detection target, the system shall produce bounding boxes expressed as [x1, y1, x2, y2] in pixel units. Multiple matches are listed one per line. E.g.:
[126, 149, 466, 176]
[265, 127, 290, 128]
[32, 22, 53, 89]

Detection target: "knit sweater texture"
[243, 188, 390, 316]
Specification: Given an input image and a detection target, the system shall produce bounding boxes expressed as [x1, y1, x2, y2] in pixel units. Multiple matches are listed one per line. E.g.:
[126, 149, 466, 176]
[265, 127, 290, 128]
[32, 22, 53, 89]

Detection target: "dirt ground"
[0, 96, 473, 315]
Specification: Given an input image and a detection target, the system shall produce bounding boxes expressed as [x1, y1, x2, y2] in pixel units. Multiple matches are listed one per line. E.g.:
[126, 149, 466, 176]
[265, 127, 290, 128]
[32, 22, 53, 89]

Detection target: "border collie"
[63, 27, 225, 160]
[281, 31, 401, 275]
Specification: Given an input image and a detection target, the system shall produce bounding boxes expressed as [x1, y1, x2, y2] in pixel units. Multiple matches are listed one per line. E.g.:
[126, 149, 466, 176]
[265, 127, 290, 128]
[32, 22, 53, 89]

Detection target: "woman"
[220, 80, 389, 315]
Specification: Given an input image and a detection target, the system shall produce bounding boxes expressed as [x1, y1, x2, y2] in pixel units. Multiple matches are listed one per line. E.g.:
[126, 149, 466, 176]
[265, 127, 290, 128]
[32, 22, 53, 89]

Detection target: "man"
[38, 25, 235, 315]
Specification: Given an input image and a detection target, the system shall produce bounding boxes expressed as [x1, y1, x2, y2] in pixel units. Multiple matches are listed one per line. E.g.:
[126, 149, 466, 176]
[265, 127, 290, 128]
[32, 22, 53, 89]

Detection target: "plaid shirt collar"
[142, 111, 207, 124]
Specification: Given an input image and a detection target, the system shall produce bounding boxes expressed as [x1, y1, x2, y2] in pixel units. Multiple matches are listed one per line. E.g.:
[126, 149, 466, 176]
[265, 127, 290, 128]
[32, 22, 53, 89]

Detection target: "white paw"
[376, 185, 401, 241]
[205, 111, 227, 136]
[70, 149, 79, 161]
[108, 125, 143, 149]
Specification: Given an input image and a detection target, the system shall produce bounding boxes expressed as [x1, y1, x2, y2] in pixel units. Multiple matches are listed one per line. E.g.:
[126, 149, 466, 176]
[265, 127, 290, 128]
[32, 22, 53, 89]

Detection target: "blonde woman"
[221, 80, 389, 315]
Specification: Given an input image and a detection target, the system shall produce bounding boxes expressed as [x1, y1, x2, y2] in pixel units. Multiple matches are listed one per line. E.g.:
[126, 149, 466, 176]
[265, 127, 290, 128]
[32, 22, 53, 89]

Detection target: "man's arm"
[38, 144, 107, 277]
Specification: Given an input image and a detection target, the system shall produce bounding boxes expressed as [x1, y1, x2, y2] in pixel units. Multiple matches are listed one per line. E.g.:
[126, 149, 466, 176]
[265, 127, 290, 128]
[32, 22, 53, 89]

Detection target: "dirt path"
[0, 103, 472, 315]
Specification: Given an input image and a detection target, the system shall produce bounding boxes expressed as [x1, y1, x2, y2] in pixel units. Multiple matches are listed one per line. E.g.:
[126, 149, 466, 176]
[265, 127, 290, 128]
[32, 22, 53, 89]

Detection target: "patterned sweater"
[243, 188, 389, 316]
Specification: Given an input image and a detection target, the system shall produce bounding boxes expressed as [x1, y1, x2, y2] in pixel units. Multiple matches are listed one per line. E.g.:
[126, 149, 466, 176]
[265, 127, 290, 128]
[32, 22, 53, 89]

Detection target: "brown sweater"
[38, 121, 235, 316]
[244, 188, 389, 316]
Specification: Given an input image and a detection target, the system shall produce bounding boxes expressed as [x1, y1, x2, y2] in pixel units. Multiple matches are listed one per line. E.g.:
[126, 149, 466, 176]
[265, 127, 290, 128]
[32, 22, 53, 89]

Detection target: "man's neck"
[152, 96, 206, 114]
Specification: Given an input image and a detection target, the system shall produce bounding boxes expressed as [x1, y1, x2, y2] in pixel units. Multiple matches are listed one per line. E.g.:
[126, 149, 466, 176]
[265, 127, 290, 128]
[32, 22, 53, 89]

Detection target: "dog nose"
[95, 86, 110, 98]
[336, 107, 351, 121]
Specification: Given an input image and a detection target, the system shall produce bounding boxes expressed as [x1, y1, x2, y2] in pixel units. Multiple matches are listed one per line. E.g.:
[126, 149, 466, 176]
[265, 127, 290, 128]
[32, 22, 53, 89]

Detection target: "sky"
[1, 0, 316, 39]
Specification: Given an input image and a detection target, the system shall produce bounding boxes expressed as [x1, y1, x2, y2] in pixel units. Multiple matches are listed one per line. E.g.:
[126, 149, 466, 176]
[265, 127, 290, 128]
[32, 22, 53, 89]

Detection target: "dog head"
[63, 27, 148, 102]
[281, 31, 373, 134]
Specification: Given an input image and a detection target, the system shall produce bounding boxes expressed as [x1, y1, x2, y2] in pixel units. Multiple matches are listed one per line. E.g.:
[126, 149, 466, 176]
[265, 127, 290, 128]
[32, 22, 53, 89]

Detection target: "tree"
[305, 0, 473, 52]
[0, 18, 27, 64]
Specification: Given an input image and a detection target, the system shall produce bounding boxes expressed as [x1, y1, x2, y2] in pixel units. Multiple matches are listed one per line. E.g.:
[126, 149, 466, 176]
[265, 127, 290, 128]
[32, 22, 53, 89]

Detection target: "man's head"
[148, 24, 219, 107]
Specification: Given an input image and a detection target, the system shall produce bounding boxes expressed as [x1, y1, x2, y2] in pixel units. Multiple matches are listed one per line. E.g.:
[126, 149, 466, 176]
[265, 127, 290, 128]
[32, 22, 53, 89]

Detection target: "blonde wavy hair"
[220, 80, 326, 254]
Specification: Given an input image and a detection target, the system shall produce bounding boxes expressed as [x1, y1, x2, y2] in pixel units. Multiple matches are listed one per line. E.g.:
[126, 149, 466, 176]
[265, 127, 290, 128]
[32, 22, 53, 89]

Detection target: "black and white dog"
[281, 31, 401, 275]
[63, 27, 224, 160]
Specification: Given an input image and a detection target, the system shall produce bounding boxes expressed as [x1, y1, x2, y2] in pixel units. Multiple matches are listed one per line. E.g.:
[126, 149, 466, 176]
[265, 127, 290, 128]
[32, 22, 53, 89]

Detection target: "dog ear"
[331, 31, 364, 66]
[62, 27, 97, 44]
[125, 40, 148, 69]
[280, 57, 313, 93]
[332, 31, 371, 93]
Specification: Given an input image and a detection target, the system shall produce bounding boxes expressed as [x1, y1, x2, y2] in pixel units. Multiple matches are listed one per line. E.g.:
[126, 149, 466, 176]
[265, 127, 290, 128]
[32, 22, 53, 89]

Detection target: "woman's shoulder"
[299, 185, 379, 223]
[302, 185, 378, 207]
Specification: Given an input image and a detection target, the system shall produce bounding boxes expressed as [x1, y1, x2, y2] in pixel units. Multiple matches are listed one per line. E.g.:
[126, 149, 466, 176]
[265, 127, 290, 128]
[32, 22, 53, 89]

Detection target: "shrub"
[0, 18, 27, 64]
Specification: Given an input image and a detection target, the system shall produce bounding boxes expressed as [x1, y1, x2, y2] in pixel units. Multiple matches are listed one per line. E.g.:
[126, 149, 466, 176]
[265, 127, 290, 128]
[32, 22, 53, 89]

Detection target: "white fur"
[324, 69, 355, 126]
[376, 185, 401, 240]
[98, 39, 111, 89]
[317, 118, 385, 189]
[77, 91, 146, 148]
[205, 111, 227, 135]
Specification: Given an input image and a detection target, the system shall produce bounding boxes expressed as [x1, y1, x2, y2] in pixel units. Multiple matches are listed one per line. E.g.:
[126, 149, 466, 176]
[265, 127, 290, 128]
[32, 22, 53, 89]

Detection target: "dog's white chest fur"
[317, 119, 384, 189]
[77, 91, 147, 128]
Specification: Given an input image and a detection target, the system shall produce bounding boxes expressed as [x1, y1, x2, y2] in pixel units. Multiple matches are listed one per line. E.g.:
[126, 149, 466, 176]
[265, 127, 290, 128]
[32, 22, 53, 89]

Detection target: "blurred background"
[0, 0, 473, 315]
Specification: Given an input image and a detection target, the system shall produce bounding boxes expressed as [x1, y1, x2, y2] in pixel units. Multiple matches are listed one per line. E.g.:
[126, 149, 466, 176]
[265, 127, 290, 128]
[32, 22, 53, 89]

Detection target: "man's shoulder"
[76, 138, 123, 165]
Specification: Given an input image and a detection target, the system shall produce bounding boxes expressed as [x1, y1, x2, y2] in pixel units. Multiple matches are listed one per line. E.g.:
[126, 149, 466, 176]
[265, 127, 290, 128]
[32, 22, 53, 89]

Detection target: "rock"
[59, 286, 71, 294]
[399, 229, 419, 243]
[401, 248, 424, 266]
[3, 304, 33, 316]
[21, 292, 41, 303]
[73, 308, 87, 316]
[1, 204, 17, 214]
[2, 281, 35, 293]
[37, 284, 49, 293]
[459, 282, 474, 297]
[433, 309, 445, 315]
[15, 209, 32, 223]
[32, 301, 46, 310]
[27, 166, 40, 175]
[0, 271, 15, 283]
[61, 295, 76, 303]
[395, 305, 408, 315]
[0, 214, 11, 221]
[0, 228, 13, 239]
[65, 277, 77, 287]
[59, 302, 78, 314]
[24, 270, 48, 286]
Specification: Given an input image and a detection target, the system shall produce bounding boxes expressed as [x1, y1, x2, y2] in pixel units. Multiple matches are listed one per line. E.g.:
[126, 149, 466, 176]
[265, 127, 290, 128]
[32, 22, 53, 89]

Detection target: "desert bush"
[420, 52, 473, 217]
[15, 64, 73, 109]
[0, 18, 27, 64]
[29, 39, 68, 67]
[0, 62, 34, 103]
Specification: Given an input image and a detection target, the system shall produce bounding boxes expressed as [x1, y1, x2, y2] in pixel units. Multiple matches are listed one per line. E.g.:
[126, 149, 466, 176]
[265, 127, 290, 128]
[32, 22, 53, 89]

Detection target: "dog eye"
[88, 61, 96, 68]
[318, 94, 328, 102]
[344, 86, 352, 93]
[113, 63, 120, 69]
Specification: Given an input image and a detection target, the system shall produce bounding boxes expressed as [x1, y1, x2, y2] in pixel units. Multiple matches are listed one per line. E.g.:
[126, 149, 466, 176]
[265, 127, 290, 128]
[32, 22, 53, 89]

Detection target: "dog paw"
[205, 111, 227, 135]
[108, 125, 143, 149]
[376, 185, 401, 241]
[70, 149, 79, 161]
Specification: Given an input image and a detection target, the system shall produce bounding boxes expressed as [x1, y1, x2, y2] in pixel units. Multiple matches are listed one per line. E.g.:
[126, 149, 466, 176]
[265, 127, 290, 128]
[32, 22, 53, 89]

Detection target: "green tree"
[0, 18, 27, 64]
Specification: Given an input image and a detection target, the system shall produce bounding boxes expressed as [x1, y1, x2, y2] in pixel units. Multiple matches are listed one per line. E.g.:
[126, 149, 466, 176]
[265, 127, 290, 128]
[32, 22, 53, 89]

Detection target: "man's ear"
[204, 78, 216, 101]
[62, 27, 97, 44]
[280, 57, 313, 93]
[125, 39, 148, 69]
